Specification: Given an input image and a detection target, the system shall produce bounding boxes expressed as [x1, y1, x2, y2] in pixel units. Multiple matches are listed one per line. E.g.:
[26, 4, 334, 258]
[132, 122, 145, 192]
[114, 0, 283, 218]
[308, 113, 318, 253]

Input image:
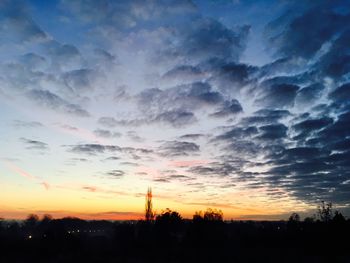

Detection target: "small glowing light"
[77, 230, 80, 233]
[28, 235, 32, 239]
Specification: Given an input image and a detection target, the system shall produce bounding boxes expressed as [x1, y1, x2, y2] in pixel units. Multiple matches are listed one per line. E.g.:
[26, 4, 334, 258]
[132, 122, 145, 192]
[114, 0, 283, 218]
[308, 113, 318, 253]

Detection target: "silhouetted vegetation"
[0, 202, 349, 262]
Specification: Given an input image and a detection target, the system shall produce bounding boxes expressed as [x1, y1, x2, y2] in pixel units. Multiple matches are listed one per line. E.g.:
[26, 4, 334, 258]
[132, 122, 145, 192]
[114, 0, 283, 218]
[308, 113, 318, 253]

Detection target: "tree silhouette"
[288, 213, 300, 222]
[333, 211, 346, 224]
[203, 208, 223, 221]
[25, 214, 39, 228]
[145, 187, 154, 222]
[317, 201, 333, 222]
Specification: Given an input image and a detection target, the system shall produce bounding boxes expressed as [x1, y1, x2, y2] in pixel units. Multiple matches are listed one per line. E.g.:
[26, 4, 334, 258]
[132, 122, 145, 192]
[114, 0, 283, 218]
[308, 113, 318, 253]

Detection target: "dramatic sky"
[1, 0, 350, 220]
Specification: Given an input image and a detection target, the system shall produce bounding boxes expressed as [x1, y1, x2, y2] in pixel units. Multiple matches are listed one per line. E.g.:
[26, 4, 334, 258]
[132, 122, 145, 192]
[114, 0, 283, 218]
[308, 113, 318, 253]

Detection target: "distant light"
[28, 235, 32, 239]
[77, 230, 80, 233]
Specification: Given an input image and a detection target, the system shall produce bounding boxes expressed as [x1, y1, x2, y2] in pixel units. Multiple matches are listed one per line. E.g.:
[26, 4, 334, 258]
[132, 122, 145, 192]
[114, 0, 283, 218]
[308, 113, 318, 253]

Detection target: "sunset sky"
[1, 0, 350, 220]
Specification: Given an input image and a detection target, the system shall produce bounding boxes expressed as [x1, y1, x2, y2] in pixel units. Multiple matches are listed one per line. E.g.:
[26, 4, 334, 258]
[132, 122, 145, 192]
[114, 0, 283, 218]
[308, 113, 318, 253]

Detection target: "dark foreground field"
[1, 214, 349, 263]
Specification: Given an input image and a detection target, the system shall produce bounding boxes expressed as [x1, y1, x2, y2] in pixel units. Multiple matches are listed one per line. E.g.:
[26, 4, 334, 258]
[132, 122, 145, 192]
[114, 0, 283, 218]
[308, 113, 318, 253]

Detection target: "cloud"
[153, 110, 197, 127]
[168, 19, 250, 62]
[26, 89, 90, 117]
[63, 69, 98, 94]
[67, 144, 121, 155]
[19, 53, 47, 70]
[255, 83, 300, 108]
[4, 161, 50, 190]
[98, 117, 119, 128]
[93, 129, 122, 138]
[329, 83, 350, 103]
[210, 99, 243, 117]
[292, 117, 333, 139]
[189, 161, 239, 177]
[241, 109, 291, 125]
[98, 110, 197, 128]
[266, 5, 350, 59]
[13, 120, 43, 128]
[106, 170, 125, 177]
[159, 141, 200, 157]
[66, 144, 153, 161]
[46, 42, 84, 71]
[127, 131, 143, 142]
[0, 1, 48, 44]
[20, 138, 48, 150]
[314, 30, 350, 78]
[295, 83, 325, 105]
[162, 65, 204, 82]
[257, 123, 288, 140]
[179, 133, 205, 140]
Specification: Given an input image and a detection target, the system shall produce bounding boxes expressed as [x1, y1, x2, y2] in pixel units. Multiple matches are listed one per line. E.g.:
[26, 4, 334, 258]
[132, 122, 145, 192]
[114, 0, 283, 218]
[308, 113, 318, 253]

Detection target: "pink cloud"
[4, 161, 50, 190]
[169, 160, 209, 167]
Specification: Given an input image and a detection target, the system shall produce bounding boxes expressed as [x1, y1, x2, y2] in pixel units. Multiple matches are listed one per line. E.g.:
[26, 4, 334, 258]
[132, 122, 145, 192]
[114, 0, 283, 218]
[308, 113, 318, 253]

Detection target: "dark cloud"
[131, 81, 246, 126]
[19, 53, 47, 70]
[20, 138, 48, 150]
[314, 30, 350, 78]
[93, 129, 121, 138]
[295, 83, 325, 105]
[153, 110, 196, 127]
[104, 156, 120, 161]
[106, 170, 125, 178]
[215, 126, 258, 141]
[99, 110, 197, 128]
[26, 89, 90, 117]
[67, 144, 121, 155]
[255, 83, 300, 108]
[266, 6, 350, 59]
[67, 144, 153, 160]
[173, 20, 250, 62]
[211, 99, 243, 117]
[162, 65, 204, 81]
[13, 120, 43, 128]
[45, 41, 84, 70]
[329, 83, 350, 103]
[179, 133, 205, 140]
[206, 60, 258, 92]
[98, 117, 119, 128]
[63, 69, 98, 94]
[127, 131, 143, 142]
[189, 161, 239, 177]
[257, 123, 288, 140]
[61, 0, 197, 26]
[292, 117, 333, 139]
[241, 109, 291, 125]
[0, 2, 48, 44]
[137, 82, 223, 113]
[159, 141, 200, 157]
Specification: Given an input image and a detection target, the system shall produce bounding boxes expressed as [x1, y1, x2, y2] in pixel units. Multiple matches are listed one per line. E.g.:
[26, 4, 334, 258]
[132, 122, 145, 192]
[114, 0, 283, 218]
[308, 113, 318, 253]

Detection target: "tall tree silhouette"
[145, 187, 154, 222]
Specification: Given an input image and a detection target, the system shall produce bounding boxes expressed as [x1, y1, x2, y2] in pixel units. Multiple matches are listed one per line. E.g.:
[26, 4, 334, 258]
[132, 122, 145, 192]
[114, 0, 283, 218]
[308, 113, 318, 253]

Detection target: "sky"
[1, 0, 350, 220]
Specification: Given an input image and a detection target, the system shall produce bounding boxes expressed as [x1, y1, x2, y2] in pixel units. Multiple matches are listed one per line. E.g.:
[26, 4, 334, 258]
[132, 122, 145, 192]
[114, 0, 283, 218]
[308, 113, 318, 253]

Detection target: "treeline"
[0, 205, 349, 263]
